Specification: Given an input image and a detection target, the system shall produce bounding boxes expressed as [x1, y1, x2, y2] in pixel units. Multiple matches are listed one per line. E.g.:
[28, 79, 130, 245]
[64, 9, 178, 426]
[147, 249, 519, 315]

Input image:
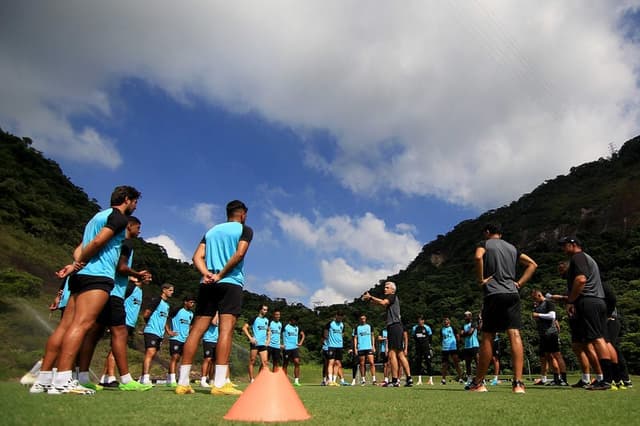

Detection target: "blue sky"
[2, 2, 639, 306]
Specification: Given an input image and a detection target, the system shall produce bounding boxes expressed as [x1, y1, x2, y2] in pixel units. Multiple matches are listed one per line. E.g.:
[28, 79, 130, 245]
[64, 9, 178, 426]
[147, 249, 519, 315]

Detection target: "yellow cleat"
[211, 383, 243, 396]
[175, 385, 195, 395]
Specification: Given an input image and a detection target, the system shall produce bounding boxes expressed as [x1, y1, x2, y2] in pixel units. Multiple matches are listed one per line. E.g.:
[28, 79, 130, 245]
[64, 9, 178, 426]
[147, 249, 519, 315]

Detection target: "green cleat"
[81, 382, 104, 391]
[119, 381, 153, 391]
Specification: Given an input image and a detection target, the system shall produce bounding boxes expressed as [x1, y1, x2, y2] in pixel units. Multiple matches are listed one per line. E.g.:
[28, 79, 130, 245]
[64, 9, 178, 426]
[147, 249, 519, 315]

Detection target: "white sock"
[294, 377, 299, 384]
[99, 374, 108, 383]
[583, 373, 590, 383]
[178, 365, 191, 386]
[120, 373, 132, 384]
[30, 360, 43, 375]
[200, 376, 207, 383]
[168, 373, 176, 383]
[214, 365, 228, 388]
[108, 375, 117, 383]
[597, 374, 604, 381]
[37, 371, 53, 385]
[141, 374, 150, 384]
[53, 370, 72, 387]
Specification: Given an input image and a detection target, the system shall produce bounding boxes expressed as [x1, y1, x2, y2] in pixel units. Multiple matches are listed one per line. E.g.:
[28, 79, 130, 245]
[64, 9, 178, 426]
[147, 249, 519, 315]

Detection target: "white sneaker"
[21, 372, 39, 386]
[29, 382, 51, 394]
[351, 379, 356, 386]
[416, 380, 423, 386]
[200, 381, 210, 388]
[48, 379, 95, 395]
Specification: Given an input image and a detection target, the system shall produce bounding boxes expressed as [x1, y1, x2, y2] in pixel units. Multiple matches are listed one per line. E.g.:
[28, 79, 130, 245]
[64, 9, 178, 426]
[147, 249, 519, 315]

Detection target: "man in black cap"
[558, 236, 612, 390]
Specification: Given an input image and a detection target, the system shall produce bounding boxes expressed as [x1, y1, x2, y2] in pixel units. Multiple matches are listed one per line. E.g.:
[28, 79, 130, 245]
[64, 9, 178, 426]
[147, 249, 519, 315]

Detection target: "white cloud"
[273, 210, 421, 305]
[1, 1, 639, 207]
[190, 202, 218, 229]
[146, 234, 189, 262]
[264, 279, 307, 300]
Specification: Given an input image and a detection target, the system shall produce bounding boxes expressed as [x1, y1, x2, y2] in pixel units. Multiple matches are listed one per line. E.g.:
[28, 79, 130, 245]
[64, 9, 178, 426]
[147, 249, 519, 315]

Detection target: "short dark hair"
[128, 216, 141, 225]
[183, 295, 195, 302]
[558, 236, 582, 246]
[110, 186, 141, 206]
[484, 223, 502, 235]
[226, 200, 248, 218]
[161, 283, 174, 291]
[417, 315, 424, 320]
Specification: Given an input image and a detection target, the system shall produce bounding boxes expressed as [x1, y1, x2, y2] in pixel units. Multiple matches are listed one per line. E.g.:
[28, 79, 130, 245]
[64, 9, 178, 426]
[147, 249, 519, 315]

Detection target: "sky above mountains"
[2, 1, 639, 306]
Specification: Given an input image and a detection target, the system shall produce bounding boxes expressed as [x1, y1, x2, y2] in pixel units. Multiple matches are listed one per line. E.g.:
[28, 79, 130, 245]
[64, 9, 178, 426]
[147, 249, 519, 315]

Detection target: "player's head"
[226, 200, 248, 223]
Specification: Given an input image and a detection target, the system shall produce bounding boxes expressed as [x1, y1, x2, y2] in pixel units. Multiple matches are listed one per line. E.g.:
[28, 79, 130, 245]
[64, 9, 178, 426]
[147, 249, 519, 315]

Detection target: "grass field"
[1, 373, 637, 426]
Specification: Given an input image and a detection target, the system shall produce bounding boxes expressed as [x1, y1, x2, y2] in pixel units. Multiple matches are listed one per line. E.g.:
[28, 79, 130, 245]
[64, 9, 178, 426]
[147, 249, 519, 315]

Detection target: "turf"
[2, 375, 637, 425]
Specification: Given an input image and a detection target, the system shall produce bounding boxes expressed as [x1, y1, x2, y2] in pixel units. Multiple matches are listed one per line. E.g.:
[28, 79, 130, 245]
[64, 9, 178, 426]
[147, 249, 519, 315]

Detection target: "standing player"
[353, 314, 376, 385]
[243, 305, 270, 381]
[411, 316, 433, 385]
[175, 200, 252, 396]
[531, 289, 568, 386]
[282, 316, 305, 386]
[139, 283, 174, 385]
[267, 309, 283, 371]
[440, 317, 463, 384]
[363, 282, 413, 387]
[167, 296, 196, 387]
[467, 223, 537, 393]
[200, 314, 219, 387]
[460, 311, 480, 383]
[325, 312, 346, 386]
[30, 185, 141, 395]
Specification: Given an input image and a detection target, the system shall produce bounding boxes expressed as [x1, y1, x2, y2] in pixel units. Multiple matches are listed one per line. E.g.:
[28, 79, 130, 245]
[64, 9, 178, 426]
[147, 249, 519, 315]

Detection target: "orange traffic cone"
[223, 369, 311, 422]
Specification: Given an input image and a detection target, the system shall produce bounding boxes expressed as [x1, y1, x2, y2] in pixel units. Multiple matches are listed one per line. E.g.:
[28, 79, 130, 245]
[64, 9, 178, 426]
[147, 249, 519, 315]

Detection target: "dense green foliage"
[0, 269, 42, 297]
[1, 127, 639, 374]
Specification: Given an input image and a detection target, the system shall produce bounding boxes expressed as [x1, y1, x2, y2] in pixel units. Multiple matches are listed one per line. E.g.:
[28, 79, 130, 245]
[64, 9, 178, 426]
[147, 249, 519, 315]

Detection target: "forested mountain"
[1, 128, 639, 372]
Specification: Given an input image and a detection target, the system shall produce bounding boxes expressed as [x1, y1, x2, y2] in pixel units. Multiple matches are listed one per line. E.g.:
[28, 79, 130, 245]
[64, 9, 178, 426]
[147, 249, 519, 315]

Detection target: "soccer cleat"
[29, 382, 52, 394]
[586, 380, 611, 391]
[622, 380, 632, 388]
[466, 381, 488, 392]
[320, 380, 327, 386]
[80, 382, 103, 391]
[49, 379, 96, 395]
[211, 383, 243, 396]
[490, 378, 499, 386]
[609, 382, 619, 391]
[571, 379, 589, 388]
[294, 382, 301, 387]
[175, 384, 195, 394]
[119, 381, 153, 391]
[340, 381, 350, 386]
[200, 381, 211, 388]
[427, 379, 434, 385]
[616, 381, 627, 390]
[441, 379, 446, 385]
[328, 381, 339, 387]
[100, 381, 120, 388]
[166, 382, 178, 388]
[21, 372, 39, 386]
[533, 378, 546, 385]
[512, 380, 526, 394]
[405, 378, 413, 387]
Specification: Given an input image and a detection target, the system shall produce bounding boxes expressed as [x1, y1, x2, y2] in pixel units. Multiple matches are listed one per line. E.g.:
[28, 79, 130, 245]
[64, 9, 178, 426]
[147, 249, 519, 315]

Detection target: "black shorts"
[97, 296, 126, 327]
[284, 348, 300, 361]
[378, 352, 388, 363]
[387, 323, 404, 350]
[203, 342, 217, 359]
[492, 340, 501, 357]
[268, 346, 282, 363]
[575, 297, 607, 342]
[127, 325, 136, 337]
[69, 274, 114, 295]
[606, 318, 620, 345]
[481, 293, 521, 332]
[462, 347, 479, 360]
[441, 349, 458, 363]
[358, 349, 374, 357]
[322, 350, 330, 361]
[250, 344, 267, 352]
[327, 347, 343, 361]
[195, 282, 244, 316]
[539, 333, 560, 353]
[169, 340, 184, 356]
[144, 333, 163, 350]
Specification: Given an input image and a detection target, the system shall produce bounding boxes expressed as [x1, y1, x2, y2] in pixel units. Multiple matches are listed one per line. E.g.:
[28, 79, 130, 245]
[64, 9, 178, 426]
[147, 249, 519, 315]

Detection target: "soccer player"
[411, 316, 433, 385]
[243, 304, 270, 381]
[559, 236, 613, 390]
[531, 289, 568, 386]
[282, 316, 305, 386]
[467, 223, 537, 393]
[140, 283, 174, 385]
[363, 282, 413, 387]
[440, 317, 463, 384]
[200, 314, 219, 387]
[353, 314, 376, 385]
[460, 311, 480, 383]
[30, 185, 141, 395]
[175, 200, 252, 396]
[324, 312, 346, 386]
[267, 309, 283, 371]
[167, 296, 196, 386]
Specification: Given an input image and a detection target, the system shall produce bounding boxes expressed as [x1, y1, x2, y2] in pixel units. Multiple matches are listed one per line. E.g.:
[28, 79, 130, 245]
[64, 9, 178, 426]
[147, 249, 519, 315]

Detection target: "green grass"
[1, 375, 637, 425]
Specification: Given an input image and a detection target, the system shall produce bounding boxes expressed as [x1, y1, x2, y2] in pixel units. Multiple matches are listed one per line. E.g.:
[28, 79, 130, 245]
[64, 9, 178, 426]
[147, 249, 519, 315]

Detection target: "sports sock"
[214, 365, 228, 388]
[108, 375, 117, 383]
[53, 370, 72, 387]
[120, 373, 132, 384]
[178, 365, 191, 386]
[78, 371, 90, 384]
[168, 373, 176, 383]
[37, 371, 53, 385]
[599, 359, 612, 383]
[99, 374, 108, 383]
